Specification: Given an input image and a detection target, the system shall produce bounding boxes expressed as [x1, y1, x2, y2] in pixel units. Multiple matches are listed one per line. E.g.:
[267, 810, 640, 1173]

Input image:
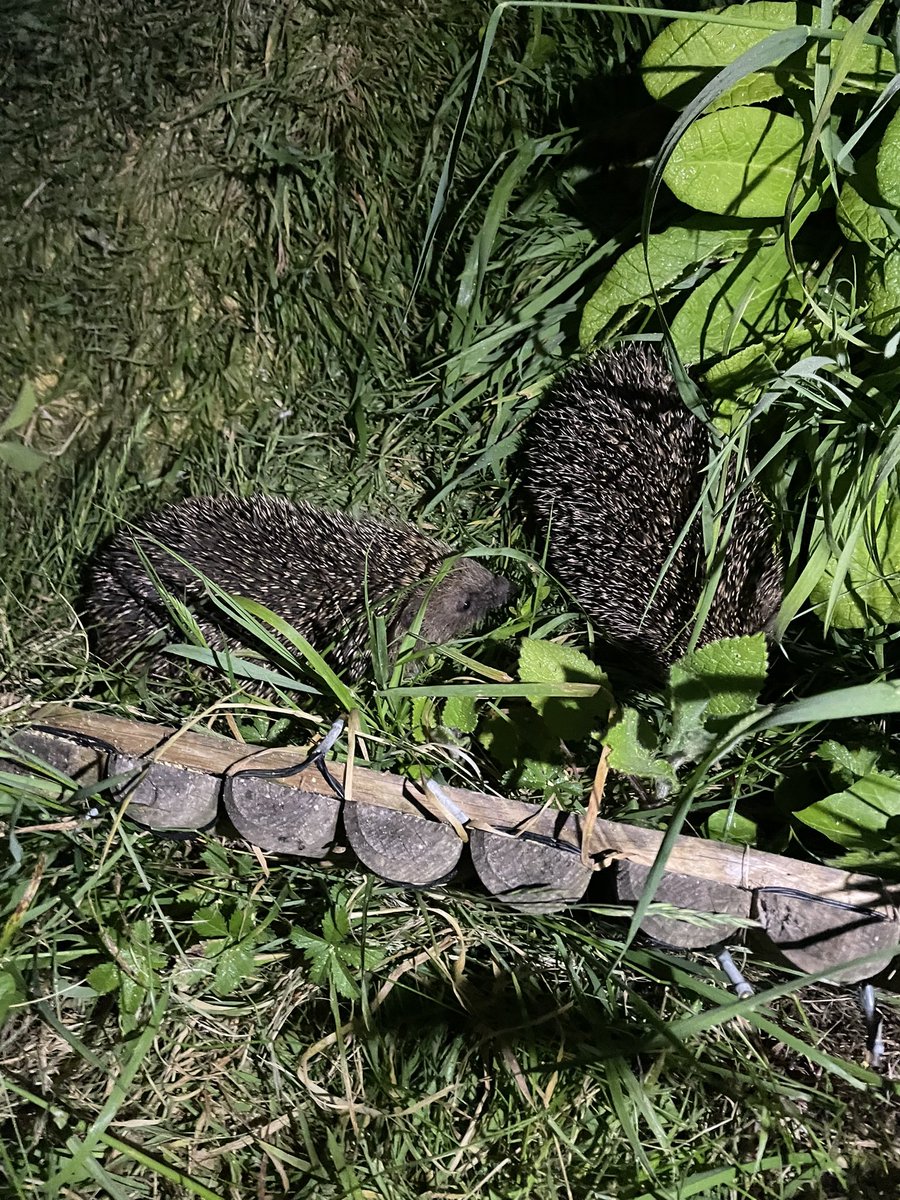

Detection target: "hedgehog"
[522, 342, 782, 674]
[82, 496, 511, 682]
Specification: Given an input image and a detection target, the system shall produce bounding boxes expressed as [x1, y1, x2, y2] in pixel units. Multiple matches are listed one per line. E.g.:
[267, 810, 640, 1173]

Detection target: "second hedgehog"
[84, 496, 511, 680]
[523, 342, 782, 673]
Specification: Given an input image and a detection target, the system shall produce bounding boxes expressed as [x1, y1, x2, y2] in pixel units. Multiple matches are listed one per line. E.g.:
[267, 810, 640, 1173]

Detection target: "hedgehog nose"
[495, 575, 514, 605]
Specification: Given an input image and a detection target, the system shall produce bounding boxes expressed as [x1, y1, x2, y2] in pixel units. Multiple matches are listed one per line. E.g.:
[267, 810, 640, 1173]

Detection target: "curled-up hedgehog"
[522, 342, 782, 673]
[83, 496, 511, 681]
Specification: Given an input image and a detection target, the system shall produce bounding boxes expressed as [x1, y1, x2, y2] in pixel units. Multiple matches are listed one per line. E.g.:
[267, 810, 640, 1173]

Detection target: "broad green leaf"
[0, 379, 39, 435]
[289, 927, 327, 954]
[810, 486, 900, 627]
[876, 106, 900, 208]
[213, 943, 258, 996]
[290, 928, 358, 998]
[862, 248, 900, 339]
[517, 756, 575, 790]
[642, 5, 894, 109]
[86, 921, 167, 1021]
[665, 635, 768, 766]
[823, 845, 900, 875]
[518, 637, 611, 741]
[605, 708, 676, 783]
[707, 808, 758, 845]
[0, 441, 47, 472]
[836, 180, 889, 245]
[478, 707, 562, 777]
[290, 924, 384, 1000]
[664, 108, 805, 218]
[701, 327, 812, 392]
[442, 694, 478, 733]
[193, 906, 228, 938]
[120, 977, 147, 1023]
[670, 241, 802, 363]
[323, 905, 352, 942]
[794, 772, 900, 845]
[817, 740, 882, 783]
[228, 908, 253, 939]
[809, 14, 896, 95]
[518, 637, 608, 690]
[670, 634, 768, 720]
[664, 691, 717, 766]
[410, 694, 432, 742]
[87, 963, 120, 995]
[579, 220, 769, 346]
[200, 843, 232, 877]
[522, 32, 556, 71]
[642, 2, 800, 110]
[122, 920, 165, 983]
[0, 970, 23, 1026]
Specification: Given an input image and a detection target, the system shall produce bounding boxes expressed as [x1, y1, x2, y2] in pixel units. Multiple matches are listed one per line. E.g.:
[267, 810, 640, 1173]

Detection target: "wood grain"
[28, 704, 899, 913]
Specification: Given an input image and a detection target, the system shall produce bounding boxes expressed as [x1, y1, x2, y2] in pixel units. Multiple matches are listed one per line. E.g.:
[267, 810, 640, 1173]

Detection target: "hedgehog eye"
[457, 595, 473, 613]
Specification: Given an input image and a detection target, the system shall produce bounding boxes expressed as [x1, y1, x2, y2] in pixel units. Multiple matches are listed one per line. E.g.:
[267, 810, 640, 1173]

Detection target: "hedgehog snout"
[454, 572, 512, 610]
[487, 572, 513, 609]
[452, 560, 513, 616]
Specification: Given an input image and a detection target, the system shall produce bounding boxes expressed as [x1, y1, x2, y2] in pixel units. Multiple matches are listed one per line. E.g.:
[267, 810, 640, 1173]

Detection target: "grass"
[3, 0, 900, 1196]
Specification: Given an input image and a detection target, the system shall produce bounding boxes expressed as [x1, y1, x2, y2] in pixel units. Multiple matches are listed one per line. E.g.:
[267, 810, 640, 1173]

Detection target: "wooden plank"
[21, 704, 900, 913]
[343, 803, 463, 886]
[755, 889, 900, 984]
[6, 728, 105, 786]
[222, 773, 342, 857]
[614, 860, 752, 949]
[108, 752, 219, 831]
[469, 826, 593, 913]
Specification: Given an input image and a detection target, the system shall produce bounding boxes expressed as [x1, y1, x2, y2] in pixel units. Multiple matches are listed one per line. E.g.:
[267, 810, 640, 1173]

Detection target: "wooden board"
[343, 802, 464, 886]
[24, 705, 898, 912]
[4, 704, 900, 986]
[614, 860, 752, 949]
[469, 826, 593, 914]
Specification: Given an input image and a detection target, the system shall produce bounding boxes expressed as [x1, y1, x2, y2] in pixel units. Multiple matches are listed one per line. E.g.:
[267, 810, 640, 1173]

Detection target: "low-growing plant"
[580, 1, 900, 640]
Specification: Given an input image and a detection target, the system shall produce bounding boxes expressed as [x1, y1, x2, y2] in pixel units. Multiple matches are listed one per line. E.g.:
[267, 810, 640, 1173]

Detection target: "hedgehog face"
[394, 558, 511, 649]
